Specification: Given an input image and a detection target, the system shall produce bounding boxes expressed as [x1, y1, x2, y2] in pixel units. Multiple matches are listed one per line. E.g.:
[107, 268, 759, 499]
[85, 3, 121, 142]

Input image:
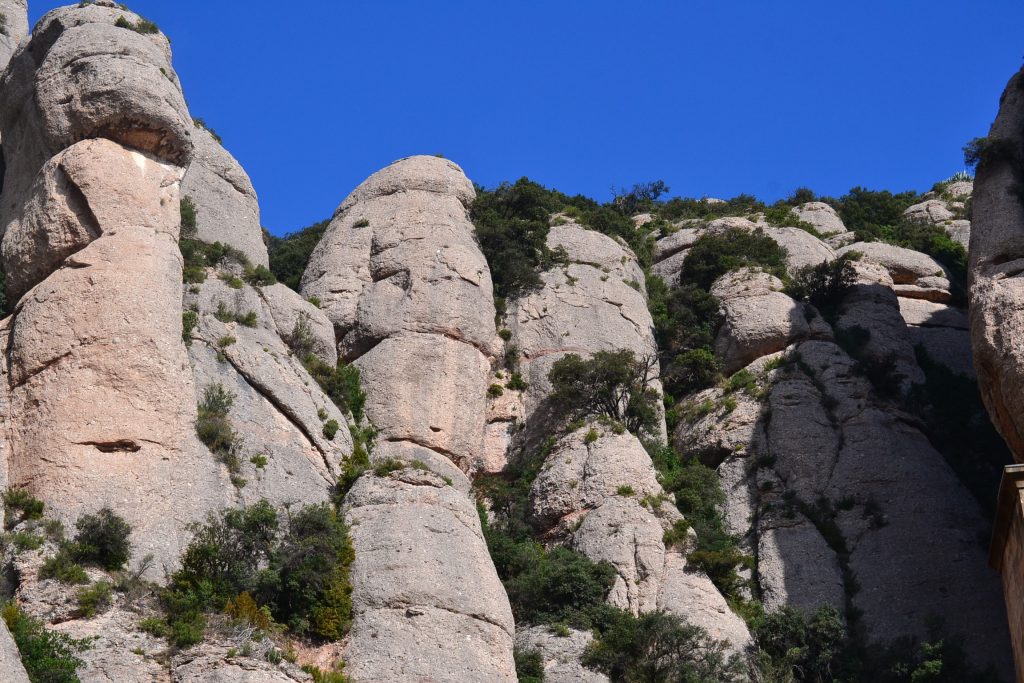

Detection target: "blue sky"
[29, 1, 1024, 235]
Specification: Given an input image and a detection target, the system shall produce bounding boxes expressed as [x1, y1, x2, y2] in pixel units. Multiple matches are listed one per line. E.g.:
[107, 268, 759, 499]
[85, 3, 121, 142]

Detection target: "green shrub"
[193, 118, 223, 144]
[647, 275, 724, 398]
[162, 500, 354, 646]
[373, 459, 406, 477]
[584, 428, 599, 444]
[196, 384, 241, 478]
[785, 254, 858, 320]
[514, 646, 545, 683]
[616, 485, 634, 497]
[244, 264, 277, 287]
[680, 227, 789, 290]
[266, 220, 329, 290]
[657, 193, 765, 222]
[582, 610, 743, 682]
[71, 507, 132, 571]
[322, 419, 339, 441]
[548, 350, 661, 436]
[180, 197, 198, 239]
[662, 519, 690, 549]
[488, 384, 505, 398]
[2, 602, 88, 683]
[471, 178, 566, 299]
[832, 186, 921, 236]
[182, 310, 199, 345]
[76, 581, 113, 617]
[250, 454, 268, 469]
[507, 372, 528, 391]
[216, 335, 236, 349]
[39, 552, 89, 585]
[4, 489, 44, 530]
[763, 203, 821, 235]
[302, 355, 366, 423]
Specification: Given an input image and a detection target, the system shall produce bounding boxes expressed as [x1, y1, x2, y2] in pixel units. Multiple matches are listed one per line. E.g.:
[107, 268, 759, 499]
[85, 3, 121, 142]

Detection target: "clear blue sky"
[28, 1, 1024, 235]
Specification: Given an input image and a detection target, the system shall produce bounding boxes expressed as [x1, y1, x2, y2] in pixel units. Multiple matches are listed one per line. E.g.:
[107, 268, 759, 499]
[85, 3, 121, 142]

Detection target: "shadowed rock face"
[970, 66, 1024, 462]
[305, 156, 517, 682]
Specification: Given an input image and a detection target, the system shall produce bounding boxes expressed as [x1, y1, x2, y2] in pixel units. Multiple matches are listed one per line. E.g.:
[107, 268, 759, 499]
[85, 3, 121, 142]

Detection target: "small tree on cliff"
[548, 350, 661, 436]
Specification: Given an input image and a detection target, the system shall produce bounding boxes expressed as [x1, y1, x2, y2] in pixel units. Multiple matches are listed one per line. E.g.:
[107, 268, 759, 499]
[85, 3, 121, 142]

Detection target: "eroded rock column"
[302, 156, 516, 682]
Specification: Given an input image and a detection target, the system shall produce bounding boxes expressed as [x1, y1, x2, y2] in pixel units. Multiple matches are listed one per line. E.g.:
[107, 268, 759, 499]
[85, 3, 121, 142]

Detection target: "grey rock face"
[839, 242, 947, 285]
[970, 66, 1024, 462]
[302, 156, 496, 359]
[792, 201, 846, 235]
[503, 220, 751, 651]
[0, 0, 28, 73]
[515, 626, 609, 683]
[0, 615, 29, 683]
[181, 126, 269, 266]
[304, 157, 516, 681]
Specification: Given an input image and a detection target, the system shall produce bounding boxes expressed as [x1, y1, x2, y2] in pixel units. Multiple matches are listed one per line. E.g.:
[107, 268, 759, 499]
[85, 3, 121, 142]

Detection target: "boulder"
[712, 269, 829, 374]
[764, 226, 836, 271]
[181, 126, 269, 266]
[791, 201, 847, 235]
[838, 242, 946, 285]
[903, 199, 954, 224]
[302, 156, 495, 358]
[258, 283, 337, 366]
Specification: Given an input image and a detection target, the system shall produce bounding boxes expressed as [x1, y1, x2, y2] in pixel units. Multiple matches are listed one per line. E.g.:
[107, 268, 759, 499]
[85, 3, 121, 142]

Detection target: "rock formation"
[302, 156, 517, 682]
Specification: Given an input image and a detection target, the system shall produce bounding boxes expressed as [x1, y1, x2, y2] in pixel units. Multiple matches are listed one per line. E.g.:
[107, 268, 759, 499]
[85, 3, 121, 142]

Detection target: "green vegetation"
[4, 489, 45, 530]
[323, 419, 340, 440]
[514, 647, 545, 683]
[647, 443, 752, 605]
[266, 220, 330, 290]
[582, 610, 743, 682]
[547, 350, 660, 436]
[244, 264, 277, 287]
[180, 197, 198, 239]
[157, 500, 354, 646]
[196, 384, 243, 485]
[301, 355, 366, 423]
[784, 253, 858, 320]
[470, 178, 567, 300]
[40, 507, 133, 585]
[76, 581, 113, 618]
[752, 604, 1003, 683]
[680, 226, 788, 290]
[193, 118, 223, 145]
[182, 309, 199, 345]
[114, 14, 159, 34]
[2, 602, 88, 683]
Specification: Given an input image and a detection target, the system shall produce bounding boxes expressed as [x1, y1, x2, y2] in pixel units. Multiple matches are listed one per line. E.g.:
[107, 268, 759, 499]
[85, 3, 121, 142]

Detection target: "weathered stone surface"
[515, 626, 609, 683]
[53, 607, 172, 683]
[656, 552, 753, 650]
[355, 333, 489, 466]
[4, 140, 225, 572]
[712, 269, 829, 374]
[898, 298, 968, 329]
[945, 180, 973, 198]
[757, 513, 844, 613]
[0, 614, 29, 683]
[792, 201, 846, 235]
[0, 0, 28, 73]
[969, 66, 1024, 462]
[342, 469, 516, 682]
[302, 156, 495, 358]
[838, 242, 946, 284]
[945, 218, 971, 249]
[764, 226, 835, 271]
[529, 426, 664, 529]
[181, 126, 268, 266]
[904, 199, 954, 224]
[0, 3, 192, 220]
[258, 283, 337, 366]
[171, 645, 312, 682]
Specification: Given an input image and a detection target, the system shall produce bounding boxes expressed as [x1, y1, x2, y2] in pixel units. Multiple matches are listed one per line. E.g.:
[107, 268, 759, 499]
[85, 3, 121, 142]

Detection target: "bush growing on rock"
[266, 220, 330, 290]
[159, 500, 354, 646]
[71, 507, 132, 571]
[2, 602, 88, 683]
[582, 610, 744, 682]
[302, 355, 366, 423]
[513, 646, 545, 683]
[680, 227, 788, 290]
[548, 350, 661, 436]
[784, 254, 858, 319]
[3, 489, 44, 529]
[196, 384, 242, 482]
